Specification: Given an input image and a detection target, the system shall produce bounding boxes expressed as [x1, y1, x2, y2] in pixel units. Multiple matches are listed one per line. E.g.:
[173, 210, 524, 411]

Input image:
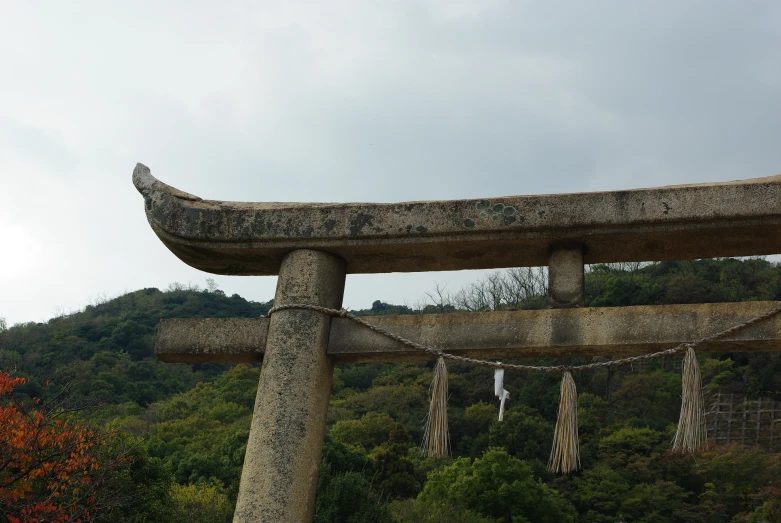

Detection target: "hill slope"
[2, 258, 781, 522]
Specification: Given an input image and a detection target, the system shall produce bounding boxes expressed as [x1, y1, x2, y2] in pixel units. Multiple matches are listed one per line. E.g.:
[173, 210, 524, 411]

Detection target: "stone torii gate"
[133, 164, 781, 522]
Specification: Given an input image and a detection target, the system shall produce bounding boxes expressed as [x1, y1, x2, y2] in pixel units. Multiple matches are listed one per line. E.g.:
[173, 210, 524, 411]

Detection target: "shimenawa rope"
[421, 357, 450, 458]
[265, 303, 781, 373]
[265, 303, 781, 472]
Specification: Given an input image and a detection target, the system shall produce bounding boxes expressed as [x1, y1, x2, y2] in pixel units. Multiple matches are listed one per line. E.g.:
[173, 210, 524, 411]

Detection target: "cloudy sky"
[1, 1, 780, 326]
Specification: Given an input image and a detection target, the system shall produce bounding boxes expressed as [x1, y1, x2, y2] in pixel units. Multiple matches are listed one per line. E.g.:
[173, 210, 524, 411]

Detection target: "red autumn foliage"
[0, 372, 128, 522]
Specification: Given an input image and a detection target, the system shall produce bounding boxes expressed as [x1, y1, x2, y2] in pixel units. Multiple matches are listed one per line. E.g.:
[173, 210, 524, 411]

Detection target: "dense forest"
[2, 258, 781, 522]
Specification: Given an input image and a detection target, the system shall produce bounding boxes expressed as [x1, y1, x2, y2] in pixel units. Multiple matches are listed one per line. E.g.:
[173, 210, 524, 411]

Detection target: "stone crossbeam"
[156, 301, 781, 364]
[133, 164, 781, 275]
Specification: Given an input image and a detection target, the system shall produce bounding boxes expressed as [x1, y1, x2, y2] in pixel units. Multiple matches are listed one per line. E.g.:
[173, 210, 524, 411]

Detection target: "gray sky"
[2, 1, 780, 326]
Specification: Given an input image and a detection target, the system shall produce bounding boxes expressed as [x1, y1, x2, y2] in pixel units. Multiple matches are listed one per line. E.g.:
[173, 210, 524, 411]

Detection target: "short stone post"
[233, 249, 346, 522]
[548, 244, 585, 308]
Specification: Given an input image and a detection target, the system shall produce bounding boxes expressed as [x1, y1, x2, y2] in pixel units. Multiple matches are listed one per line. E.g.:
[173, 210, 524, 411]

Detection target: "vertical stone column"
[548, 244, 585, 308]
[234, 250, 346, 522]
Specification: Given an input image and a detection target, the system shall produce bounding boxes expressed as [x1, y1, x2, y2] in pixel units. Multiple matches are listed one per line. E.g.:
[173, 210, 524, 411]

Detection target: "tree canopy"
[2, 259, 781, 521]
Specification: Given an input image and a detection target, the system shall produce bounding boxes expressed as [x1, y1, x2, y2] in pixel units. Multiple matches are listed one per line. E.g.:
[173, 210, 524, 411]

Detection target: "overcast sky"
[1, 1, 780, 326]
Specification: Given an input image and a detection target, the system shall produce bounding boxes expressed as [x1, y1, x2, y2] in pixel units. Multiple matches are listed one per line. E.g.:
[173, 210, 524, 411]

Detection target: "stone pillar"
[234, 249, 346, 522]
[548, 244, 585, 308]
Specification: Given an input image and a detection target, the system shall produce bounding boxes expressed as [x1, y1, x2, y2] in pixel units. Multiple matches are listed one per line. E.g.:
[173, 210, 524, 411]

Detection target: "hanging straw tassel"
[672, 347, 706, 453]
[548, 371, 580, 474]
[422, 356, 450, 458]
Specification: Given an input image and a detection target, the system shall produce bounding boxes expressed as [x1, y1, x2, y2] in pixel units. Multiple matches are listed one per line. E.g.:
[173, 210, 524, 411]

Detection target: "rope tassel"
[263, 303, 781, 464]
[548, 371, 580, 474]
[672, 347, 706, 453]
[422, 357, 450, 458]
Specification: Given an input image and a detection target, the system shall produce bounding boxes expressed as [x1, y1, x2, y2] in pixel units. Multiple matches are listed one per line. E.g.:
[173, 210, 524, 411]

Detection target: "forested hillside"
[2, 258, 781, 522]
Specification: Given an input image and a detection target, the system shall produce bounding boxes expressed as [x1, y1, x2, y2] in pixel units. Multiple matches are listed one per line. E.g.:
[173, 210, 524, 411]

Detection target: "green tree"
[329, 411, 397, 451]
[374, 423, 420, 499]
[168, 482, 234, 523]
[748, 494, 781, 523]
[571, 465, 631, 523]
[418, 448, 577, 523]
[313, 463, 393, 523]
[453, 401, 495, 458]
[390, 499, 496, 522]
[619, 481, 692, 523]
[698, 445, 781, 518]
[103, 448, 176, 523]
[488, 407, 552, 467]
[596, 426, 666, 484]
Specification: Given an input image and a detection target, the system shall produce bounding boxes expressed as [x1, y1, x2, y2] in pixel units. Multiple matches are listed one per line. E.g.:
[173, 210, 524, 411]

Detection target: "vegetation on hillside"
[2, 258, 781, 521]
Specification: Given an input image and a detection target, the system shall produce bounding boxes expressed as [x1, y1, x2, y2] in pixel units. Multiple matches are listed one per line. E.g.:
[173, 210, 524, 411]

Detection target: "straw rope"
[671, 347, 707, 452]
[421, 357, 450, 458]
[548, 371, 580, 473]
[266, 302, 781, 470]
[265, 303, 781, 374]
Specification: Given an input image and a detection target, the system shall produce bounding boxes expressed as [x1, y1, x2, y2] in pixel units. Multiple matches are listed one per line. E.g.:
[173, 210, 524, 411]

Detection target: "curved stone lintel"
[133, 163, 781, 275]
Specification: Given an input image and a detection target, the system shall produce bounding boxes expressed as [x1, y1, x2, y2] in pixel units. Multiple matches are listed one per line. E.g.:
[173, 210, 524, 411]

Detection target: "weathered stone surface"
[156, 301, 781, 364]
[133, 163, 781, 275]
[233, 250, 345, 523]
[156, 318, 267, 363]
[549, 244, 585, 308]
